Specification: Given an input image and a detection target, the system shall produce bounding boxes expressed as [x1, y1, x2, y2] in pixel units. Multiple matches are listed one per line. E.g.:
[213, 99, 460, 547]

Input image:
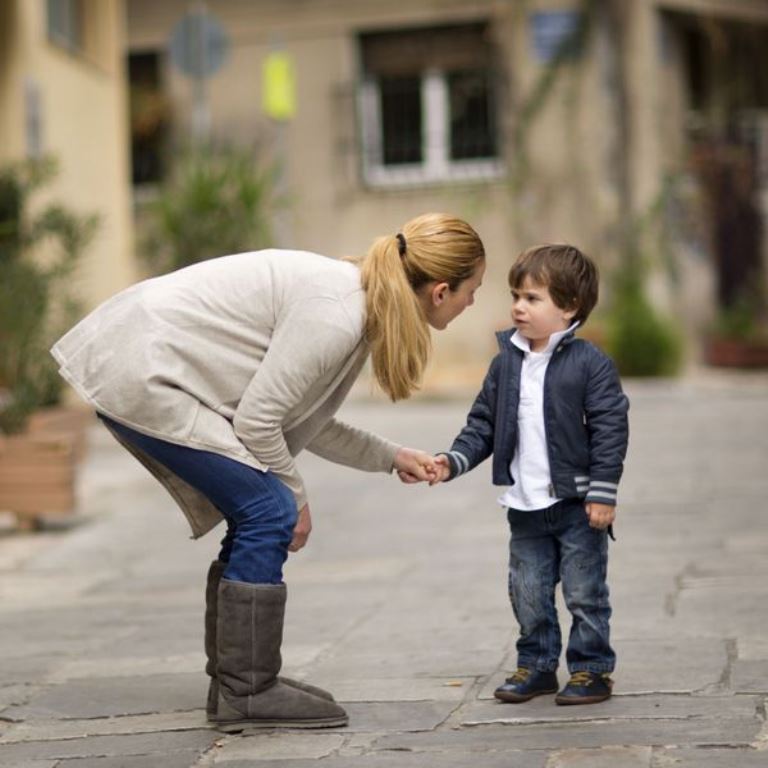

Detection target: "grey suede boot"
[212, 578, 348, 731]
[204, 561, 334, 720]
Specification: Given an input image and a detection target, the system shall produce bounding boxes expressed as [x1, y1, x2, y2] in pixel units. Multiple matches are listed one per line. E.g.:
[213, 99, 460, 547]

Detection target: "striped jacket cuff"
[438, 450, 470, 480]
[583, 479, 619, 505]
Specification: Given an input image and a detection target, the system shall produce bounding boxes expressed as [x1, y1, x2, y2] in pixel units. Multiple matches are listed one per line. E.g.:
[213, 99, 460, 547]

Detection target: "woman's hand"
[394, 447, 437, 484]
[289, 503, 312, 552]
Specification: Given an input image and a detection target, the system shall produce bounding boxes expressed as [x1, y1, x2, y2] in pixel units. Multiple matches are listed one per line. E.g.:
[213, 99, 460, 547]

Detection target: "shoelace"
[568, 671, 595, 686]
[507, 667, 532, 684]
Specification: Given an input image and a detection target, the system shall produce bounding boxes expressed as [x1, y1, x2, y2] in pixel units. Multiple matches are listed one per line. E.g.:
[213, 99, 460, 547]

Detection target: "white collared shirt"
[498, 323, 579, 511]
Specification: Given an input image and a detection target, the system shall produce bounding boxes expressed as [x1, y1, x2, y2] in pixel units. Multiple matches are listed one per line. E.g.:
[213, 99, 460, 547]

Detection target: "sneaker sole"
[494, 687, 558, 703]
[215, 715, 349, 732]
[555, 693, 611, 705]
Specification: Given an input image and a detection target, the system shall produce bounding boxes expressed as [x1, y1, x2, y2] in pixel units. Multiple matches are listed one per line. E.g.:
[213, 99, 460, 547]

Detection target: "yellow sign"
[262, 51, 296, 121]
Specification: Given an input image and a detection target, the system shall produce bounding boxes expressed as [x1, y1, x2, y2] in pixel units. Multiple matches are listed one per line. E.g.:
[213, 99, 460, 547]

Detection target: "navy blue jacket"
[441, 328, 629, 506]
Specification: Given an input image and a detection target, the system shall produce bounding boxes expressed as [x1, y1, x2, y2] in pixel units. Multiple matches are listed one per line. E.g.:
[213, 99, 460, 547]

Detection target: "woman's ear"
[431, 281, 450, 306]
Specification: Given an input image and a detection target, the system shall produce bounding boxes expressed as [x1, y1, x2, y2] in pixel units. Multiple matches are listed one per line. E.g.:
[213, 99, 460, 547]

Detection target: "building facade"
[0, 0, 135, 308]
[125, 0, 768, 376]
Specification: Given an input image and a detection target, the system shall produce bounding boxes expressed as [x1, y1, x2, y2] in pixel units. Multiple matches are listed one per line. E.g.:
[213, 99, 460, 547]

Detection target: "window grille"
[358, 22, 503, 187]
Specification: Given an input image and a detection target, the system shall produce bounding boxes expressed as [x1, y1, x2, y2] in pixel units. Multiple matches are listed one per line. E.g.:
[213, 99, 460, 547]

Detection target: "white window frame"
[359, 69, 503, 188]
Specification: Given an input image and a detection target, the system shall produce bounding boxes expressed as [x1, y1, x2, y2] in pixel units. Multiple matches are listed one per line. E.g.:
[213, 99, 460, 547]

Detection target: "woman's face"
[421, 260, 486, 331]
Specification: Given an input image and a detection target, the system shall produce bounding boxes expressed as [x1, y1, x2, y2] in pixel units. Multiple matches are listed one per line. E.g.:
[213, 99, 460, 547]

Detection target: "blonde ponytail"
[359, 213, 485, 401]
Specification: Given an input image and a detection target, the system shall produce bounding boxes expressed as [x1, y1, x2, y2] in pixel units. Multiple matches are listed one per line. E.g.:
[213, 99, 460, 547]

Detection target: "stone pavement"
[1, 371, 767, 767]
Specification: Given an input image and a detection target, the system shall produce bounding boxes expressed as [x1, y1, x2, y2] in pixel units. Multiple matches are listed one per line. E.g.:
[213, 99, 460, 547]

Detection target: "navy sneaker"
[555, 671, 613, 705]
[494, 667, 559, 703]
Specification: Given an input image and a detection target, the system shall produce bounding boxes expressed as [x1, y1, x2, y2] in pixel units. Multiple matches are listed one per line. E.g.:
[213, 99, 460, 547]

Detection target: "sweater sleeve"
[306, 417, 400, 472]
[583, 351, 630, 506]
[232, 296, 360, 510]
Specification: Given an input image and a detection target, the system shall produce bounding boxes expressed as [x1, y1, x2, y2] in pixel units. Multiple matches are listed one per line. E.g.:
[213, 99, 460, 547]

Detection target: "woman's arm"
[305, 417, 399, 471]
[307, 418, 436, 482]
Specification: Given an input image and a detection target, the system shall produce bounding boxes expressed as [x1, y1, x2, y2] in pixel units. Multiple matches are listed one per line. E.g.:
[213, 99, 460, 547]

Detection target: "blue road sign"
[169, 9, 229, 79]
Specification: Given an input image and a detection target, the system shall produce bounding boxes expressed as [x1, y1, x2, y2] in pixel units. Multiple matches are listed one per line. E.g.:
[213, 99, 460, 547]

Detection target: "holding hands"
[394, 448, 450, 485]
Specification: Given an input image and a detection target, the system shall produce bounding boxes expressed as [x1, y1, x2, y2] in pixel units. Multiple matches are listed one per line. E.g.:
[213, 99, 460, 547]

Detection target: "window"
[359, 22, 502, 187]
[128, 52, 170, 186]
[46, 0, 107, 67]
[47, 0, 84, 53]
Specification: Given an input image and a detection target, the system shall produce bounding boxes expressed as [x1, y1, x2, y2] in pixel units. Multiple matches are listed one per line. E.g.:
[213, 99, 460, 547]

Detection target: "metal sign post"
[169, 2, 229, 142]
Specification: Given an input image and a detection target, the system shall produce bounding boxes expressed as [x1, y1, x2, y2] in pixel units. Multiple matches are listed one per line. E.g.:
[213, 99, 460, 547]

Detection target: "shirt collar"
[511, 321, 580, 355]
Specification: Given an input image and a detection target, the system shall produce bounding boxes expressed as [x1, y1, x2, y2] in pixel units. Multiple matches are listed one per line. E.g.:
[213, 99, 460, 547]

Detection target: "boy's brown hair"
[508, 244, 599, 325]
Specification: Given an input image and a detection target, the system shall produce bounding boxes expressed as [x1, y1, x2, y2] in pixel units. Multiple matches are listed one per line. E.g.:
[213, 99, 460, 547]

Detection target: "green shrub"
[141, 144, 279, 274]
[0, 158, 98, 434]
[606, 273, 683, 377]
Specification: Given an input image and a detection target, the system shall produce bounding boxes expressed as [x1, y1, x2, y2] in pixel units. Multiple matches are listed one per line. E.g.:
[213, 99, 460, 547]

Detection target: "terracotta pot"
[704, 337, 768, 368]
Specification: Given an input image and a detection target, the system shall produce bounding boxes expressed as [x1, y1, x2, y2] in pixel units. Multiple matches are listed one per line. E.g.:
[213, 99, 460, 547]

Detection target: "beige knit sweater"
[52, 249, 400, 537]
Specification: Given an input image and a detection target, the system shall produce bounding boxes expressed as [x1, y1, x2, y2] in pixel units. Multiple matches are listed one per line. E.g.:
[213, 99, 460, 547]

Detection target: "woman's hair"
[508, 244, 598, 325]
[358, 212, 485, 401]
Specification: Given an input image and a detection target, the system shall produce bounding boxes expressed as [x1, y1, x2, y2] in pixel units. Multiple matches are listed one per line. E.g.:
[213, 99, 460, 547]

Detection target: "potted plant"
[0, 157, 98, 528]
[704, 299, 768, 369]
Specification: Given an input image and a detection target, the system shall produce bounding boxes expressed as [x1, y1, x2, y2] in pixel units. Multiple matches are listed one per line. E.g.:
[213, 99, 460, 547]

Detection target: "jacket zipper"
[543, 344, 560, 497]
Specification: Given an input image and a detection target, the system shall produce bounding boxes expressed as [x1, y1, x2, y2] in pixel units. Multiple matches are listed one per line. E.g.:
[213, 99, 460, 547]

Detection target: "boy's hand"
[394, 447, 437, 484]
[428, 455, 452, 486]
[585, 502, 615, 530]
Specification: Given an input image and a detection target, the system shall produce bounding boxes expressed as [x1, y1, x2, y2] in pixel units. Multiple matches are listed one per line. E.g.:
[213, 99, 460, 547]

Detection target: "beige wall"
[125, 0, 765, 374]
[0, 0, 136, 309]
[127, 0, 631, 377]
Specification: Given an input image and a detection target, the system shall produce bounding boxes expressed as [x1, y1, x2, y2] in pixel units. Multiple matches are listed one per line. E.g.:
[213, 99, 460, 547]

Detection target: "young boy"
[433, 244, 629, 705]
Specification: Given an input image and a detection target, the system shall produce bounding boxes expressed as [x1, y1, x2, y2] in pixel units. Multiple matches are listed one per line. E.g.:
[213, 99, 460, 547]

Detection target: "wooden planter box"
[27, 405, 90, 460]
[0, 407, 87, 530]
[704, 337, 768, 369]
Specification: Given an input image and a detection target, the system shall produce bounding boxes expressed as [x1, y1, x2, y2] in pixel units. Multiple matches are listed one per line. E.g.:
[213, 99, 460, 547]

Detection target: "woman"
[51, 212, 486, 731]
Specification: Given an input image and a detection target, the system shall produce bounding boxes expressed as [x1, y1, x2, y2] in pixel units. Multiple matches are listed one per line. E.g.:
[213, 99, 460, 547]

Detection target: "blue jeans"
[99, 415, 297, 585]
[506, 499, 614, 674]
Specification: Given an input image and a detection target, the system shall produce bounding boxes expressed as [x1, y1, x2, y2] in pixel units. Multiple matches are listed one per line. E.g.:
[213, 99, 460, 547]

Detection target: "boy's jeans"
[506, 498, 615, 674]
[98, 415, 297, 585]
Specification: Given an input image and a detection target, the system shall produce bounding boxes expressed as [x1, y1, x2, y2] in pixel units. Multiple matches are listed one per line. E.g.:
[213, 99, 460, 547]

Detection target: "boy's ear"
[562, 300, 579, 321]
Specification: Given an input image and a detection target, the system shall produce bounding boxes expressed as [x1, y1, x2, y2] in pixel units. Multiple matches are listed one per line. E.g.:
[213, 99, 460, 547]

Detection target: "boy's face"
[510, 276, 577, 351]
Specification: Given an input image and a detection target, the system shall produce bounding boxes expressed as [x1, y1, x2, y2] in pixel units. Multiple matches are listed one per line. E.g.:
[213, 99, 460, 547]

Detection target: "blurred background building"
[0, 0, 135, 304]
[2, 0, 768, 382]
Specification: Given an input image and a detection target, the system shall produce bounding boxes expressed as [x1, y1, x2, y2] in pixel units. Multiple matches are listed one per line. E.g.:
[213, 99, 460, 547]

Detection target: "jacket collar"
[495, 323, 579, 353]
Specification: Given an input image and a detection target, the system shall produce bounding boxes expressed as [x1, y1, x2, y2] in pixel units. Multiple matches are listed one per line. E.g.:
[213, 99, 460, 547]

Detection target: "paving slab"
[546, 745, 652, 767]
[0, 684, 43, 711]
[0, 377, 766, 767]
[738, 638, 768, 661]
[730, 660, 768, 694]
[211, 753, 547, 768]
[0, 712, 208, 744]
[47, 754, 208, 768]
[652, 746, 768, 767]
[0, 760, 57, 768]
[2, 674, 206, 720]
[0, 729, 216, 763]
[212, 732, 346, 761]
[46, 653, 203, 683]
[304, 677, 469, 702]
[336, 701, 458, 732]
[457, 693, 761, 727]
[373, 715, 762, 751]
